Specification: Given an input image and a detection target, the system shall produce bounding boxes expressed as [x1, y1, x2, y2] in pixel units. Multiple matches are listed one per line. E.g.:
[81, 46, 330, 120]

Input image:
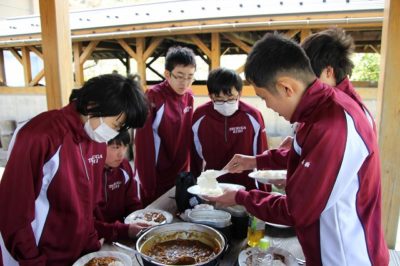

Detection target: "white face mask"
[84, 117, 119, 143]
[213, 100, 239, 117]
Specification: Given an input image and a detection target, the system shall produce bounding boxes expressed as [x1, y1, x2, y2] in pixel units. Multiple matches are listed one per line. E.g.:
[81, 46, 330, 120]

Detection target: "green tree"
[351, 53, 380, 82]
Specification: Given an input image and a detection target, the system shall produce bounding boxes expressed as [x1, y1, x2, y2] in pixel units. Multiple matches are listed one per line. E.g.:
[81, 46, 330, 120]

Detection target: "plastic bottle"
[247, 215, 265, 247]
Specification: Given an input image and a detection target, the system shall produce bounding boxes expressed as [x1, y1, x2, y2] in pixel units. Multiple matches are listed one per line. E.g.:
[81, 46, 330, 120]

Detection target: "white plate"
[248, 170, 287, 185]
[124, 209, 173, 225]
[238, 246, 297, 266]
[265, 221, 291, 229]
[72, 251, 132, 266]
[187, 183, 245, 197]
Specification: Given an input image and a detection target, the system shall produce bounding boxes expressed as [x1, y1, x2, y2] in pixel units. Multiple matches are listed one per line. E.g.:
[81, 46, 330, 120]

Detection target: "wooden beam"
[79, 40, 99, 65]
[136, 37, 146, 89]
[117, 39, 137, 60]
[39, 0, 74, 110]
[0, 49, 6, 85]
[143, 37, 163, 60]
[73, 42, 84, 86]
[21, 47, 32, 86]
[9, 48, 22, 65]
[285, 30, 300, 39]
[0, 86, 46, 94]
[376, 0, 400, 249]
[235, 65, 245, 75]
[222, 33, 251, 53]
[189, 34, 211, 58]
[28, 46, 43, 59]
[211, 32, 220, 70]
[29, 69, 45, 86]
[300, 29, 312, 42]
[369, 44, 380, 54]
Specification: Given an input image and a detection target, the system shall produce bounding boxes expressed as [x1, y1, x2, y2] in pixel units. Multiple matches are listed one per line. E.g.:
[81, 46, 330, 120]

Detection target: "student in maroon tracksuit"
[0, 74, 148, 266]
[250, 27, 378, 170]
[135, 46, 196, 206]
[191, 67, 268, 190]
[94, 131, 149, 242]
[207, 33, 388, 265]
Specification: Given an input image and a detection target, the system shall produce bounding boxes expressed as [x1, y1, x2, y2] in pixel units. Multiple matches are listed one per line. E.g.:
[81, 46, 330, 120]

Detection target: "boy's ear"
[275, 76, 296, 97]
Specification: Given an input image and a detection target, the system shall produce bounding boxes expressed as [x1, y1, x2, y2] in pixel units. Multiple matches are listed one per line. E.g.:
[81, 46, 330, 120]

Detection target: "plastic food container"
[188, 209, 232, 242]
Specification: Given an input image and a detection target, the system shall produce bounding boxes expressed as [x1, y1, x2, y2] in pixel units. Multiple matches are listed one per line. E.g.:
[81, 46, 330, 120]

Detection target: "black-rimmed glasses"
[170, 72, 195, 83]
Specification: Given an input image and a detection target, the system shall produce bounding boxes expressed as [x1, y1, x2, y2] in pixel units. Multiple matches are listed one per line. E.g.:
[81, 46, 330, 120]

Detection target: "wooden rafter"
[222, 33, 251, 53]
[79, 40, 99, 65]
[369, 44, 380, 54]
[21, 47, 32, 86]
[9, 48, 22, 64]
[285, 30, 300, 39]
[28, 46, 43, 59]
[300, 29, 312, 42]
[143, 37, 164, 60]
[29, 69, 45, 86]
[235, 65, 245, 75]
[189, 34, 211, 58]
[117, 39, 137, 60]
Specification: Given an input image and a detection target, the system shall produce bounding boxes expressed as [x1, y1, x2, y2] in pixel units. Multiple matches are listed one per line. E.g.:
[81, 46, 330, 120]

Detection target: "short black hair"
[245, 32, 315, 93]
[69, 74, 149, 131]
[301, 27, 355, 84]
[207, 67, 243, 96]
[165, 46, 196, 72]
[107, 130, 130, 146]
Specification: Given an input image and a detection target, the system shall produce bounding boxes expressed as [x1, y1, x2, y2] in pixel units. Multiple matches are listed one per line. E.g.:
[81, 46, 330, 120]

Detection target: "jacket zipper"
[104, 171, 108, 202]
[224, 117, 227, 143]
[79, 143, 90, 181]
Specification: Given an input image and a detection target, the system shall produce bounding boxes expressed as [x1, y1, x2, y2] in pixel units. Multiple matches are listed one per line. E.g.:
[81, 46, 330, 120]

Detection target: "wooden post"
[21, 47, 32, 86]
[0, 49, 6, 85]
[136, 37, 146, 90]
[211, 33, 220, 70]
[377, 0, 400, 248]
[73, 42, 84, 87]
[39, 0, 74, 110]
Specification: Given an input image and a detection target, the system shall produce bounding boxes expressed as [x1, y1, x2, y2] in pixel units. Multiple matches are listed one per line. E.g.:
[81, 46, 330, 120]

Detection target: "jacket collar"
[61, 102, 91, 143]
[290, 79, 334, 124]
[336, 77, 363, 103]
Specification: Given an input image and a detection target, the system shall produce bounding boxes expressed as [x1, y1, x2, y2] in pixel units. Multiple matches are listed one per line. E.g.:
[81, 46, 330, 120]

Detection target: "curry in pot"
[143, 239, 219, 265]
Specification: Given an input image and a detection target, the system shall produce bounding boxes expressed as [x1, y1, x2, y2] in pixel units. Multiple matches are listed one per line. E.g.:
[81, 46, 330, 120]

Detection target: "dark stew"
[143, 239, 218, 265]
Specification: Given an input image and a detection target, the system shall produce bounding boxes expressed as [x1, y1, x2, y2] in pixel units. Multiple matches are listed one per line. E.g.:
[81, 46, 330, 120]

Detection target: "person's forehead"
[172, 65, 196, 75]
[214, 88, 239, 98]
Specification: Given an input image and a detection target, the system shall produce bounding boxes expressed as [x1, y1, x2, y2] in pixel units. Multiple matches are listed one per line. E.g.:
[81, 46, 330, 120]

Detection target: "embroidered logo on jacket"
[183, 106, 192, 114]
[108, 181, 122, 190]
[301, 160, 311, 168]
[229, 126, 246, 134]
[88, 154, 103, 165]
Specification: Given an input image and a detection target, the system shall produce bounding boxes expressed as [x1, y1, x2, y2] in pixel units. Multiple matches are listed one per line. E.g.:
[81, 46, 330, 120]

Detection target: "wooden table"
[101, 187, 306, 265]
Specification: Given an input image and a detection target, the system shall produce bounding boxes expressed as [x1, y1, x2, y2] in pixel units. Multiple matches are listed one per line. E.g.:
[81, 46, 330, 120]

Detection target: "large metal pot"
[136, 222, 227, 266]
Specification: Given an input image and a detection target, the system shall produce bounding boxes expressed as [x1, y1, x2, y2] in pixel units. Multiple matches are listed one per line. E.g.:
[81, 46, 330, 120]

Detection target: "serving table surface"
[101, 187, 305, 265]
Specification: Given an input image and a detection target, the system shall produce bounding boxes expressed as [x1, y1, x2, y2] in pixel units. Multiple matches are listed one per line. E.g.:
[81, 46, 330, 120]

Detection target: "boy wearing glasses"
[135, 46, 197, 206]
[191, 67, 268, 190]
